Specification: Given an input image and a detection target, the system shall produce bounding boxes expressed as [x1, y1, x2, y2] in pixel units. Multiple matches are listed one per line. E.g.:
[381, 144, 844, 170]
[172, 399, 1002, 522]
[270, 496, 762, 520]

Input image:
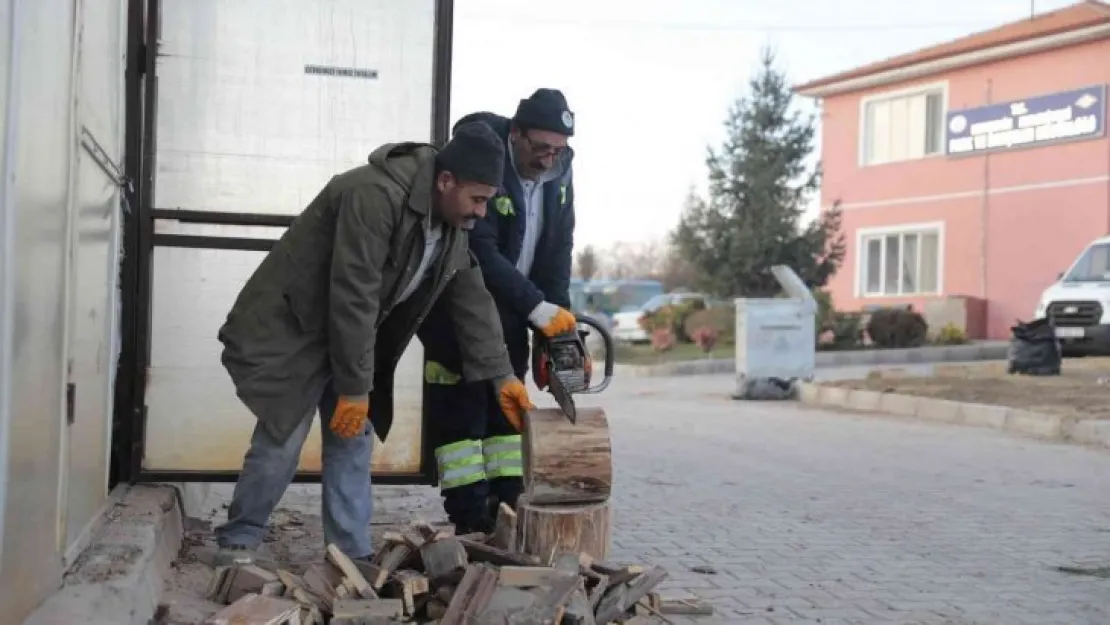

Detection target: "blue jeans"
[214, 382, 373, 558]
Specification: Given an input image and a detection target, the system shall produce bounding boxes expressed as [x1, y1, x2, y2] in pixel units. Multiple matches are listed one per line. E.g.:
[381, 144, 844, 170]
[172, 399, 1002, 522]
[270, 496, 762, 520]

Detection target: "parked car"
[567, 279, 614, 361]
[1033, 235, 1110, 356]
[569, 278, 587, 314]
[581, 279, 665, 317]
[611, 292, 712, 344]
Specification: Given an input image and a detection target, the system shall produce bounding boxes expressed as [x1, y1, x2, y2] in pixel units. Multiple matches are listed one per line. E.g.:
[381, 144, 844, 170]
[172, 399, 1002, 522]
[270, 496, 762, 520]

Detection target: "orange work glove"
[494, 375, 535, 432]
[527, 301, 577, 338]
[330, 395, 370, 439]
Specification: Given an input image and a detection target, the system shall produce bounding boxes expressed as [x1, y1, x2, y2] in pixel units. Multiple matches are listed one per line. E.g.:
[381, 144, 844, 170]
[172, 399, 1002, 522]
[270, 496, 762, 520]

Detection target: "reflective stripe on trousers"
[483, 434, 523, 479]
[434, 439, 485, 489]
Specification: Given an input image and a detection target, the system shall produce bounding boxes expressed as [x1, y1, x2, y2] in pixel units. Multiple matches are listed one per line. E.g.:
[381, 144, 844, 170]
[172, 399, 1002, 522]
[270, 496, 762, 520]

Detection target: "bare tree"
[574, 245, 599, 280]
[658, 250, 699, 292]
[596, 239, 679, 282]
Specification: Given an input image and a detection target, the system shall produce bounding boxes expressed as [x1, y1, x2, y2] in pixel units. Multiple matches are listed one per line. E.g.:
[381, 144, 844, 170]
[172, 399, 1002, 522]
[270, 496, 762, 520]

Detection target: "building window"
[859, 225, 941, 296]
[861, 85, 945, 166]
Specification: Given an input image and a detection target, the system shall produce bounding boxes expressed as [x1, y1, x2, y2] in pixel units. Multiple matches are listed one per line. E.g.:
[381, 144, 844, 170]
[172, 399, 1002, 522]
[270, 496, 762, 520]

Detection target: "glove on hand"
[330, 395, 370, 439]
[528, 301, 577, 337]
[493, 375, 535, 432]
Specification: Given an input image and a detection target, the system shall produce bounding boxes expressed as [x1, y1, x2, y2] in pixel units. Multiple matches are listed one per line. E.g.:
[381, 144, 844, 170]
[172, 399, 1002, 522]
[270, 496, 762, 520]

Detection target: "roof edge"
[795, 21, 1110, 98]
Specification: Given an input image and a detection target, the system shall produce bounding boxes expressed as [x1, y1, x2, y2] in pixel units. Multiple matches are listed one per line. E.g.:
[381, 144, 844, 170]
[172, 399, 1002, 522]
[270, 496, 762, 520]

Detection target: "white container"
[733, 266, 817, 398]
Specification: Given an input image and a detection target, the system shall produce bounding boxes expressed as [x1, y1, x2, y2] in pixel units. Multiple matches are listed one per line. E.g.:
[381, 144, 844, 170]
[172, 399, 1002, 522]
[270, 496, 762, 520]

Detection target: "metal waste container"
[733, 265, 817, 399]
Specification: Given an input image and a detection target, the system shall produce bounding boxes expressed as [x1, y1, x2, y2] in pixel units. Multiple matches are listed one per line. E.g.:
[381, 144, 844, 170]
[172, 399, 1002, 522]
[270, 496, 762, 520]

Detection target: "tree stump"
[521, 407, 612, 505]
[517, 407, 614, 563]
[516, 499, 611, 564]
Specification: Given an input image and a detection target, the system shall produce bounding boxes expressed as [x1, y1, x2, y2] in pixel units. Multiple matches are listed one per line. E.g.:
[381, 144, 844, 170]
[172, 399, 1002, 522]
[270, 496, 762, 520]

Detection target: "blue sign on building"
[946, 85, 1106, 156]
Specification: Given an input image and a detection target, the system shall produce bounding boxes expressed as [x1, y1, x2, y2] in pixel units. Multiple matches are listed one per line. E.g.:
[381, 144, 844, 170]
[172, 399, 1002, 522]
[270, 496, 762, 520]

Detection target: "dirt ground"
[160, 508, 321, 625]
[159, 485, 450, 625]
[826, 357, 1110, 420]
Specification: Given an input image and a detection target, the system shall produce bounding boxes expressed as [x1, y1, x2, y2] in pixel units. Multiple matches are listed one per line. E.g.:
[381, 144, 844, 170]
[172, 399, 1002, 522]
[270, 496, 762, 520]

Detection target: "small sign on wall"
[304, 64, 379, 80]
[946, 84, 1105, 156]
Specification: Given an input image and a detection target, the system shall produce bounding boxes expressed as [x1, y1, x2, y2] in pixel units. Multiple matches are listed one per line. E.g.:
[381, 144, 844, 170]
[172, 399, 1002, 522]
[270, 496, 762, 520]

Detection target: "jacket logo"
[494, 196, 515, 216]
[559, 184, 568, 205]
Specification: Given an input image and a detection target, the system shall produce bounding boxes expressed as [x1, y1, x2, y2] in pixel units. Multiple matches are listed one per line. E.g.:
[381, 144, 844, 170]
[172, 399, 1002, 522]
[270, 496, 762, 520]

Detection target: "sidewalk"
[618, 340, 1008, 378]
[29, 367, 1109, 625]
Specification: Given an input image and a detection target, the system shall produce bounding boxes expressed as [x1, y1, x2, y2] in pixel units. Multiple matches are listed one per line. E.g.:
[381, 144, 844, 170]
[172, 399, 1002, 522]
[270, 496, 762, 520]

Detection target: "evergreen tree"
[672, 46, 845, 297]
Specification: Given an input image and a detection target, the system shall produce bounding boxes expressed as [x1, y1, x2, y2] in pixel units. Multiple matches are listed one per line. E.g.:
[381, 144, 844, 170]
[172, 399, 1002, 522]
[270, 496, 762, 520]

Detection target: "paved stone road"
[190, 372, 1110, 624]
[599, 374, 1110, 624]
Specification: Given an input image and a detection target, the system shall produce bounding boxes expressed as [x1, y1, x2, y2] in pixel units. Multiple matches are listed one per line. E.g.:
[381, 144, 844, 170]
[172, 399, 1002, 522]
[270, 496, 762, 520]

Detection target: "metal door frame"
[112, 0, 454, 486]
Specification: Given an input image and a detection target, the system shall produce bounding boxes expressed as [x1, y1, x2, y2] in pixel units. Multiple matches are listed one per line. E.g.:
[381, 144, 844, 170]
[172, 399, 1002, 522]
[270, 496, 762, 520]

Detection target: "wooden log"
[522, 407, 612, 505]
[458, 538, 540, 567]
[203, 594, 301, 625]
[517, 499, 611, 564]
[418, 537, 469, 583]
[441, 564, 499, 624]
[595, 565, 669, 624]
[489, 503, 518, 551]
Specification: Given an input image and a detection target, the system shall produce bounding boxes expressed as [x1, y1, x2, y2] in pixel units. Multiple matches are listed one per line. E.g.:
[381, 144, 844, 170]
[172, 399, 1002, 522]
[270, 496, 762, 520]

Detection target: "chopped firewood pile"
[202, 508, 712, 624]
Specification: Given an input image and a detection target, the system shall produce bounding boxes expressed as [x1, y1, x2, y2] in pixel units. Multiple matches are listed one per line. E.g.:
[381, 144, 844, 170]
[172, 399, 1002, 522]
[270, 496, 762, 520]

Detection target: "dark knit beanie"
[436, 121, 505, 187]
[512, 88, 575, 137]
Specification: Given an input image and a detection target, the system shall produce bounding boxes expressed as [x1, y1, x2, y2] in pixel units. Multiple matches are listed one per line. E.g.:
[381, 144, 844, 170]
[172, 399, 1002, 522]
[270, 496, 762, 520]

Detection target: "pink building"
[795, 1, 1110, 339]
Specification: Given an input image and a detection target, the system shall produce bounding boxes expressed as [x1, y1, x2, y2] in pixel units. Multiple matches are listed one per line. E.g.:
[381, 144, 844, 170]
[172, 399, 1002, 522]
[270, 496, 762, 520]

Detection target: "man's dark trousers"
[418, 301, 531, 532]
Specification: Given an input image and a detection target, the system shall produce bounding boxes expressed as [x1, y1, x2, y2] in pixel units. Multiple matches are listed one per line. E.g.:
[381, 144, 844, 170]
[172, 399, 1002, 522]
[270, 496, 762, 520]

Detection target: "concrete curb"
[618, 341, 1009, 378]
[24, 484, 185, 625]
[796, 382, 1110, 450]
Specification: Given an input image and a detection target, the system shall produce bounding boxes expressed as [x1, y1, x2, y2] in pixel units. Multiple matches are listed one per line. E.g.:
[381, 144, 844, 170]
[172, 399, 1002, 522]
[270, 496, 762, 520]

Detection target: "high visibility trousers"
[483, 433, 524, 515]
[425, 362, 525, 525]
[434, 439, 486, 490]
[418, 298, 531, 527]
[424, 356, 492, 530]
[430, 435, 523, 498]
[431, 434, 523, 525]
[482, 434, 523, 480]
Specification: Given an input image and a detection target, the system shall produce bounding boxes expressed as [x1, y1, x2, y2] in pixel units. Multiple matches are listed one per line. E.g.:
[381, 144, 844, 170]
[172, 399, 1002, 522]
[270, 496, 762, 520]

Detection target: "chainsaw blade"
[547, 371, 577, 424]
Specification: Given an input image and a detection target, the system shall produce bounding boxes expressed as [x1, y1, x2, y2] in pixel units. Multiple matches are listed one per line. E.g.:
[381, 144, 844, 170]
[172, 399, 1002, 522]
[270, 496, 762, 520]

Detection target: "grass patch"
[613, 337, 969, 366]
[826, 358, 1110, 420]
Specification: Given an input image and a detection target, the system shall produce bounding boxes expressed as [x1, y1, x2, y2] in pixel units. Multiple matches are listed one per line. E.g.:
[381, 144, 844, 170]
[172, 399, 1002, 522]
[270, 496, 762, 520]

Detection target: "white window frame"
[854, 221, 945, 298]
[858, 81, 948, 167]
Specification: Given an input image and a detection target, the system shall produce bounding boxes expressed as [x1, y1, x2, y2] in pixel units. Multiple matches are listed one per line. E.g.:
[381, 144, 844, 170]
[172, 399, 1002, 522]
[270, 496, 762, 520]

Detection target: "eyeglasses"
[520, 134, 568, 157]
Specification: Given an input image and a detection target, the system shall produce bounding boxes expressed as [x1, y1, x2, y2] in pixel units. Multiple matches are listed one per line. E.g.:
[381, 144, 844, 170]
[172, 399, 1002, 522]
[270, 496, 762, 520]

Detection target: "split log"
[517, 499, 611, 564]
[204, 594, 301, 625]
[490, 503, 518, 551]
[595, 565, 669, 624]
[441, 564, 499, 624]
[458, 537, 540, 567]
[522, 407, 613, 505]
[327, 544, 377, 598]
[418, 537, 469, 583]
[331, 598, 403, 624]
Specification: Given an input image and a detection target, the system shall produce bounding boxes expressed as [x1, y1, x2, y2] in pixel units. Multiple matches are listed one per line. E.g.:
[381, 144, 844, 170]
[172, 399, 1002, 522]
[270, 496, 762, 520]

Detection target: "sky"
[449, 0, 1079, 250]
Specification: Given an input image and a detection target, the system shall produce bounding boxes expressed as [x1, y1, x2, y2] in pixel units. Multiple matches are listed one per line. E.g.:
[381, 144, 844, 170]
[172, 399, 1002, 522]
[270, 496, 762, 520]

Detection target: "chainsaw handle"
[574, 314, 615, 394]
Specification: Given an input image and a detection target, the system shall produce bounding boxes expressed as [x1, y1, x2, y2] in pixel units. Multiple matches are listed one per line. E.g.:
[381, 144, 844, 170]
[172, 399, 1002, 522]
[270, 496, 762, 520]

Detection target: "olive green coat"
[217, 142, 513, 443]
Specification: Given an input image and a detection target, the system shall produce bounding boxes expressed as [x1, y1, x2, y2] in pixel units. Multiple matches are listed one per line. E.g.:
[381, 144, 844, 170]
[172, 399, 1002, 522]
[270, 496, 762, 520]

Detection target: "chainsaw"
[531, 314, 615, 424]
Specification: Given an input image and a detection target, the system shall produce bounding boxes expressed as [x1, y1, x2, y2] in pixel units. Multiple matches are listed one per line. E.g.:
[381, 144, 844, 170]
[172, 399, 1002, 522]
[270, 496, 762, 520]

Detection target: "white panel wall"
[0, 0, 76, 622]
[65, 0, 128, 554]
[0, 0, 128, 621]
[143, 0, 437, 473]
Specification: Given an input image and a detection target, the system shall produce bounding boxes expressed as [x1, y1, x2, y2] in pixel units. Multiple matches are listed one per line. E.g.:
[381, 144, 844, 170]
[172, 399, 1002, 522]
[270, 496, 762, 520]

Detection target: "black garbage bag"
[732, 377, 798, 400]
[1007, 318, 1062, 376]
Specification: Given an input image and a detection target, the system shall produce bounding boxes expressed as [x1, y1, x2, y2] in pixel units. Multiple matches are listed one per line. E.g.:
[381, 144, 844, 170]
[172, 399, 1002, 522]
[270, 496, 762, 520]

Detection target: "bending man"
[213, 122, 534, 565]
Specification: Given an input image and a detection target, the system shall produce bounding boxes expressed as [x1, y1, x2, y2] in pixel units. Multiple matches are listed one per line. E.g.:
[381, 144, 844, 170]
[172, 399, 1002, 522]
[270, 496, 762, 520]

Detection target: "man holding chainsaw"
[419, 88, 578, 534]
[212, 122, 535, 566]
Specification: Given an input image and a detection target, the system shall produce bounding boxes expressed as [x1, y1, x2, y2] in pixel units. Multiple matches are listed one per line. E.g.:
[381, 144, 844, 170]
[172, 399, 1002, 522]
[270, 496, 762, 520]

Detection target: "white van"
[1033, 235, 1110, 354]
